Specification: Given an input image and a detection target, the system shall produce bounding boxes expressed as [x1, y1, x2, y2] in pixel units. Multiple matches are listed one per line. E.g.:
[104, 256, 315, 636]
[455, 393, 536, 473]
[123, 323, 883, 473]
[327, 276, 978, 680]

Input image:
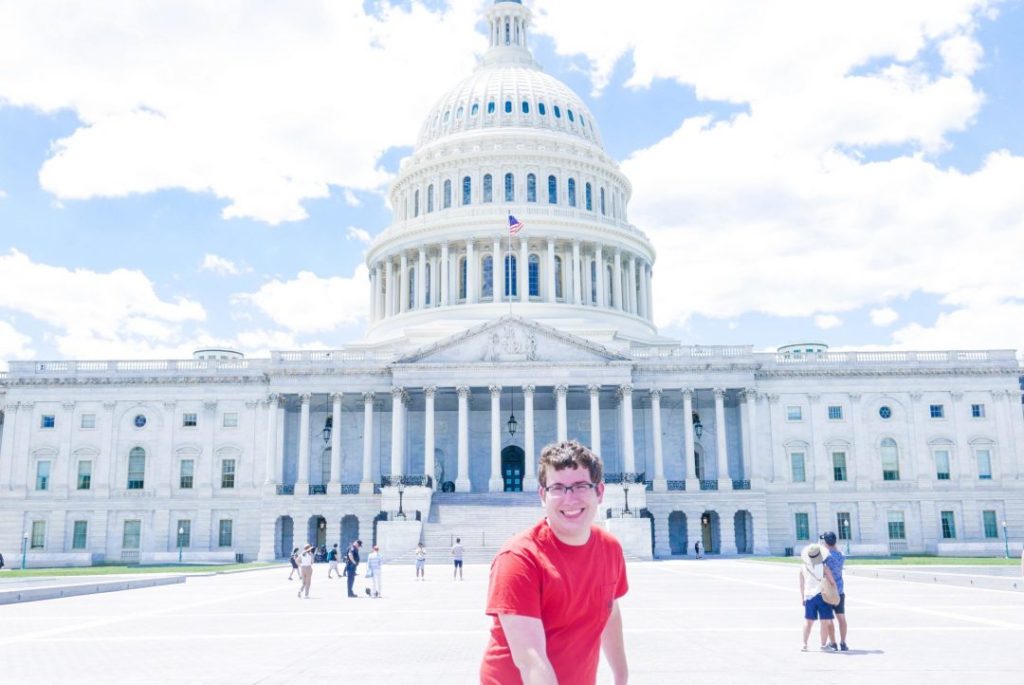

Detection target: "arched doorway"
[275, 516, 294, 559]
[340, 514, 360, 549]
[668, 511, 688, 556]
[501, 445, 525, 492]
[307, 515, 326, 549]
[701, 510, 720, 554]
[734, 510, 754, 554]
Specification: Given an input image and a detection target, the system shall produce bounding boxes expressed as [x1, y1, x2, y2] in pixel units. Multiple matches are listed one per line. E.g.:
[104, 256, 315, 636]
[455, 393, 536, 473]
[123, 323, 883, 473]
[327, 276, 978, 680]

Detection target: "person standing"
[415, 542, 426, 581]
[288, 547, 300, 580]
[451, 537, 465, 580]
[694, 540, 702, 559]
[799, 543, 837, 651]
[365, 545, 383, 598]
[345, 539, 362, 598]
[297, 544, 314, 599]
[480, 440, 629, 685]
[821, 532, 848, 651]
[327, 544, 340, 579]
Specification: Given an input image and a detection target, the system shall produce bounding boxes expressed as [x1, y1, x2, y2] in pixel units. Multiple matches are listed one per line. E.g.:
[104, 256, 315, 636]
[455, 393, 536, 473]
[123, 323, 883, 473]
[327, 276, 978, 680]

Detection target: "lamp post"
[1002, 520, 1010, 559]
[177, 526, 185, 563]
[507, 387, 518, 437]
[21, 532, 29, 570]
[692, 412, 703, 440]
[621, 475, 631, 517]
[396, 480, 407, 520]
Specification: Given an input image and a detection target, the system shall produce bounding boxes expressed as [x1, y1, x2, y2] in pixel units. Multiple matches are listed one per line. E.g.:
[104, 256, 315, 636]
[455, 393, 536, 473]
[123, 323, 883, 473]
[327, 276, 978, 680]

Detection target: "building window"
[487, 101, 495, 114]
[471, 102, 479, 116]
[31, 520, 46, 549]
[425, 262, 432, 304]
[81, 413, 96, 429]
[879, 405, 892, 420]
[971, 403, 985, 418]
[413, 189, 419, 217]
[790, 452, 806, 483]
[504, 173, 514, 202]
[483, 174, 493, 203]
[35, 460, 51, 491]
[219, 520, 234, 548]
[223, 412, 238, 428]
[880, 438, 900, 481]
[568, 178, 576, 207]
[521, 100, 529, 114]
[528, 254, 540, 297]
[832, 452, 847, 482]
[794, 513, 810, 541]
[408, 266, 416, 307]
[221, 459, 236, 489]
[585, 183, 593, 211]
[40, 414, 56, 429]
[554, 256, 563, 299]
[600, 187, 606, 215]
[443, 179, 451, 208]
[527, 173, 536, 202]
[836, 512, 852, 541]
[505, 254, 518, 297]
[554, 105, 561, 118]
[590, 260, 597, 303]
[133, 414, 147, 428]
[982, 510, 999, 538]
[481, 255, 494, 299]
[462, 176, 471, 205]
[72, 521, 88, 550]
[538, 102, 546, 116]
[427, 184, 434, 213]
[182, 413, 198, 428]
[786, 406, 802, 421]
[122, 519, 141, 549]
[180, 459, 195, 489]
[940, 510, 957, 539]
[827, 405, 843, 420]
[177, 520, 191, 548]
[887, 511, 905, 540]
[976, 448, 992, 480]
[934, 449, 951, 480]
[929, 404, 944, 419]
[77, 460, 92, 490]
[548, 175, 557, 204]
[458, 257, 467, 299]
[127, 447, 146, 489]
[504, 100, 512, 114]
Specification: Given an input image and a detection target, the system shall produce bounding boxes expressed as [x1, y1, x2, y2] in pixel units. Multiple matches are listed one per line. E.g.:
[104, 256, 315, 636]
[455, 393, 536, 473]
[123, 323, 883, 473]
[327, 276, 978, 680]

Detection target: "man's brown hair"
[537, 440, 603, 488]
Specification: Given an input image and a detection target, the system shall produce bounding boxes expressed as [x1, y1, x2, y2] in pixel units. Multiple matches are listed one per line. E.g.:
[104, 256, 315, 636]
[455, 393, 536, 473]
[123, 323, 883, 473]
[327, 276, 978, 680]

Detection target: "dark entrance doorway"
[501, 445, 525, 492]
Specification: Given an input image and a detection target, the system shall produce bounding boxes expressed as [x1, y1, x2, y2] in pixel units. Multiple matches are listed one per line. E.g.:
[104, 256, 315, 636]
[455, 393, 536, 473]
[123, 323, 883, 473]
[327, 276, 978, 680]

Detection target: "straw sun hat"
[801, 543, 825, 565]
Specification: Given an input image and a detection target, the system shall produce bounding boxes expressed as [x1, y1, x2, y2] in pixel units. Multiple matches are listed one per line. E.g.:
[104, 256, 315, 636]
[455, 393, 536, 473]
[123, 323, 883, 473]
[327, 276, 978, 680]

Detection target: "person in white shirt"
[451, 538, 465, 580]
[365, 545, 383, 598]
[297, 544, 314, 599]
[798, 543, 837, 651]
[414, 543, 426, 581]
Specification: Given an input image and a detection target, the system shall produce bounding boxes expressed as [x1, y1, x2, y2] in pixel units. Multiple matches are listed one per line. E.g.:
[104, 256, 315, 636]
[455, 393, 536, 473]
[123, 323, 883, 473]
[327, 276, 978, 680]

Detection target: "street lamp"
[21, 532, 29, 570]
[322, 416, 332, 446]
[507, 387, 518, 437]
[177, 526, 185, 563]
[621, 475, 632, 517]
[396, 480, 407, 520]
[692, 412, 703, 440]
[1002, 520, 1010, 559]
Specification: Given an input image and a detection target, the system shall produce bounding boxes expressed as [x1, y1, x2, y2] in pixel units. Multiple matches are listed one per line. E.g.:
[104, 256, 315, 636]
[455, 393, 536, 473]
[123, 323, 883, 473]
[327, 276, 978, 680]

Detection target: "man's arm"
[498, 614, 557, 685]
[601, 600, 628, 685]
[798, 570, 805, 604]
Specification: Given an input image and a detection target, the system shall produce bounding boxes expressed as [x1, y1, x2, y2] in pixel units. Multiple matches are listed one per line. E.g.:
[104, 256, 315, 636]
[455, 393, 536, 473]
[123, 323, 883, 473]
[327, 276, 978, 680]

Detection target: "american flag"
[508, 214, 524, 235]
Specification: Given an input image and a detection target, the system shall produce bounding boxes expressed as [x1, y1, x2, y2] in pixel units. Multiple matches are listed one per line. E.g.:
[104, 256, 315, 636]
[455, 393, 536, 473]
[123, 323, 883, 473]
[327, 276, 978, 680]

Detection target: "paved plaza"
[1, 559, 1022, 684]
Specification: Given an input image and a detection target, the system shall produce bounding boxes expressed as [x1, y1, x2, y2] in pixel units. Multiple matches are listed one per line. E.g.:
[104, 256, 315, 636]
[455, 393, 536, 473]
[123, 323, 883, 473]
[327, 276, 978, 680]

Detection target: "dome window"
[414, 189, 420, 217]
[548, 175, 558, 204]
[568, 178, 576, 207]
[585, 183, 593, 211]
[567, 109, 575, 123]
[580, 114, 586, 127]
[522, 101, 530, 114]
[443, 111, 450, 123]
[483, 174, 494, 203]
[600, 187, 606, 215]
[456, 106, 464, 119]
[527, 174, 537, 203]
[504, 173, 515, 202]
[505, 255, 518, 297]
[443, 180, 452, 209]
[538, 102, 546, 116]
[471, 103, 479, 116]
[427, 184, 435, 213]
[504, 100, 512, 114]
[554, 105, 561, 118]
[487, 101, 495, 114]
[462, 176, 472, 206]
[528, 254, 540, 297]
[482, 255, 494, 299]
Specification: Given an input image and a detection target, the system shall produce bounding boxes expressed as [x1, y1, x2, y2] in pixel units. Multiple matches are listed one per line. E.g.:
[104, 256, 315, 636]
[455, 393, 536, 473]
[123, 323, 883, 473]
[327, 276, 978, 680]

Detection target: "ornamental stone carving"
[489, 385, 503, 397]
[423, 386, 437, 398]
[457, 386, 471, 399]
[484, 323, 538, 362]
[521, 384, 536, 395]
[362, 392, 376, 404]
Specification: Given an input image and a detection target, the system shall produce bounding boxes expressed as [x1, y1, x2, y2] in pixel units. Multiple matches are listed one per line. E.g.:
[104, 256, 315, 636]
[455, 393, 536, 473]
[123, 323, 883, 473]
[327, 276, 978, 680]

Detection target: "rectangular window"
[218, 519, 233, 548]
[182, 413, 198, 428]
[122, 520, 141, 549]
[790, 452, 806, 483]
[40, 414, 56, 429]
[72, 520, 88, 549]
[176, 520, 191, 548]
[794, 513, 810, 541]
[180, 459, 195, 489]
[221, 459, 236, 489]
[80, 413, 96, 429]
[222, 412, 238, 428]
[832, 451, 847, 481]
[982, 510, 999, 538]
[836, 512, 852, 541]
[77, 460, 92, 490]
[934, 449, 950, 480]
[929, 404, 944, 418]
[127, 452, 145, 490]
[827, 405, 843, 420]
[35, 460, 51, 491]
[786, 406, 802, 421]
[31, 520, 46, 549]
[971, 403, 985, 418]
[887, 511, 906, 540]
[940, 510, 957, 539]
[976, 449, 992, 480]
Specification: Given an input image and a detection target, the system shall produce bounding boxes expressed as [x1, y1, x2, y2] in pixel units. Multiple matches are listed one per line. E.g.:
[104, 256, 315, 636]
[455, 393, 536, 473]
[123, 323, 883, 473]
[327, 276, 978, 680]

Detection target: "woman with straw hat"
[799, 543, 837, 651]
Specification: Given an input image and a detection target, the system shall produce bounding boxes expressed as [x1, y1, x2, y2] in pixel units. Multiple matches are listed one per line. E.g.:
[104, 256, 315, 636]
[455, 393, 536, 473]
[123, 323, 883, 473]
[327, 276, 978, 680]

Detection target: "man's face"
[539, 465, 604, 545]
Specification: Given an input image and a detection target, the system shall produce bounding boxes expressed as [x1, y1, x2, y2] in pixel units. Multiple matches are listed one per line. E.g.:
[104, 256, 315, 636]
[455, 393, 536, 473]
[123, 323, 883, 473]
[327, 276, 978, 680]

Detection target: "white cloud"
[814, 314, 843, 330]
[0, 189, 7, 198]
[870, 307, 900, 326]
[0, 249, 205, 359]
[343, 189, 362, 208]
[890, 299, 1024, 354]
[0, 321, 34, 368]
[234, 265, 369, 334]
[200, 253, 247, 276]
[0, 0, 486, 224]
[346, 227, 372, 245]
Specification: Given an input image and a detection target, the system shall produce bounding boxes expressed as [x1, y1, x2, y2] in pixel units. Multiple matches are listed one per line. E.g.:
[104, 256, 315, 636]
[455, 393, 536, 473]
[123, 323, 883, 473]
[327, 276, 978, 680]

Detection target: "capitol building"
[2, 0, 1022, 566]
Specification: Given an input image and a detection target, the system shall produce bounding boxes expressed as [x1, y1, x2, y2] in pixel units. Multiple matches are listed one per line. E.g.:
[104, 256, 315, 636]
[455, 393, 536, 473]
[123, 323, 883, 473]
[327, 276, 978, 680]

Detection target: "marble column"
[424, 386, 436, 486]
[489, 385, 503, 491]
[651, 389, 666, 491]
[360, 393, 375, 494]
[645, 265, 654, 320]
[417, 248, 426, 309]
[807, 393, 828, 488]
[595, 245, 605, 308]
[263, 395, 278, 486]
[572, 240, 582, 305]
[296, 393, 311, 493]
[683, 389, 697, 489]
[440, 242, 450, 306]
[555, 385, 568, 442]
[0, 402, 19, 490]
[368, 267, 377, 322]
[638, 261, 649, 319]
[399, 253, 409, 313]
[456, 387, 471, 491]
[612, 249, 622, 310]
[493, 236, 504, 304]
[720, 508, 738, 555]
[519, 237, 529, 303]
[714, 388, 732, 490]
[627, 256, 637, 314]
[588, 385, 602, 455]
[275, 397, 286, 488]
[742, 389, 756, 485]
[466, 240, 477, 304]
[620, 385, 635, 473]
[384, 260, 394, 317]
[390, 387, 406, 477]
[329, 392, 343, 491]
[523, 385, 537, 490]
[546, 238, 556, 302]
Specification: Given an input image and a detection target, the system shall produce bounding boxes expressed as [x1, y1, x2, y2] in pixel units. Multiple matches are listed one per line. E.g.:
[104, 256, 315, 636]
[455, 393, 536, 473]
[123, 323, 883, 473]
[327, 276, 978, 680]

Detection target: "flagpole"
[507, 212, 513, 316]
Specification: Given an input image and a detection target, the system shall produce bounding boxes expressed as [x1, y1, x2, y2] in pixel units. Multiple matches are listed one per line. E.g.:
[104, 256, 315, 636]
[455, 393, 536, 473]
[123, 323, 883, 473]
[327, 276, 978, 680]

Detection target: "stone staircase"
[417, 492, 544, 564]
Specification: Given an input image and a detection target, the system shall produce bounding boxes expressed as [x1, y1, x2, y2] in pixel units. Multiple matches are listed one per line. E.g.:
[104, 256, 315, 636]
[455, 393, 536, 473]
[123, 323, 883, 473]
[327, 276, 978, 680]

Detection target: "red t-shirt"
[480, 520, 629, 685]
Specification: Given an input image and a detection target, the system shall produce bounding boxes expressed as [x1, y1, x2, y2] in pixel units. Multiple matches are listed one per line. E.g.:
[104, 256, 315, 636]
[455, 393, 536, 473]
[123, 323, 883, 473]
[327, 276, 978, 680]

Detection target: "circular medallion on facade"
[134, 414, 147, 428]
[878, 406, 892, 419]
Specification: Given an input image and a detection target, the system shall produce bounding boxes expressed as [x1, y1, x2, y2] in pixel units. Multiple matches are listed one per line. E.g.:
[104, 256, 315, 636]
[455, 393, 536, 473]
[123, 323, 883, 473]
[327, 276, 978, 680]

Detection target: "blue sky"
[1, 0, 1022, 365]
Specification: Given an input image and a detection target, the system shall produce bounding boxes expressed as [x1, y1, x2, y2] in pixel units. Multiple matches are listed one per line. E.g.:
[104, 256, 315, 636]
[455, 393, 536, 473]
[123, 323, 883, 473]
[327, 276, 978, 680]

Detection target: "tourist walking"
[451, 537, 465, 580]
[297, 544, 314, 599]
[327, 544, 340, 578]
[694, 540, 702, 559]
[821, 531, 848, 650]
[480, 440, 629, 685]
[799, 543, 837, 651]
[287, 547, 300, 580]
[415, 542, 426, 580]
[365, 545, 383, 597]
[345, 539, 362, 598]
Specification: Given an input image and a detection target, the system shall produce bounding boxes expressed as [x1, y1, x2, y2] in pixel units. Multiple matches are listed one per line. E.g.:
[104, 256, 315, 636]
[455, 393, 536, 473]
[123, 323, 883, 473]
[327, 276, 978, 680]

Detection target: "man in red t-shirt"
[480, 440, 629, 685]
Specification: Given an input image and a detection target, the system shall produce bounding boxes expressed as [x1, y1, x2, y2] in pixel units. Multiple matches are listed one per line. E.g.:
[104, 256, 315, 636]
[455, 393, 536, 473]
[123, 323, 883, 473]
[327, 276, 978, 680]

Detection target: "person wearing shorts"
[415, 543, 426, 580]
[451, 538, 464, 580]
[799, 543, 837, 651]
[821, 531, 848, 650]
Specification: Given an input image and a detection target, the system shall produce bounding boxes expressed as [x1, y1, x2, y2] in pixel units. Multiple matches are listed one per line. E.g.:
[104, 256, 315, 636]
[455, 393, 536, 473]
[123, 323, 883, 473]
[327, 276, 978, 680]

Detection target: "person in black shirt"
[345, 540, 362, 597]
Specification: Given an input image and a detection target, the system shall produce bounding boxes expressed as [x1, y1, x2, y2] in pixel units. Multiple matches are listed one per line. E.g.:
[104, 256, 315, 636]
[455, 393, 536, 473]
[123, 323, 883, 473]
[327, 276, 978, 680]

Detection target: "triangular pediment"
[397, 315, 630, 365]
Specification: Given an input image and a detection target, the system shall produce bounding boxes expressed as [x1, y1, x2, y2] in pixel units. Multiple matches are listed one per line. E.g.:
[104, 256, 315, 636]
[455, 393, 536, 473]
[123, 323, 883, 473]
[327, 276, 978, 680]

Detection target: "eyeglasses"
[543, 482, 597, 497]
